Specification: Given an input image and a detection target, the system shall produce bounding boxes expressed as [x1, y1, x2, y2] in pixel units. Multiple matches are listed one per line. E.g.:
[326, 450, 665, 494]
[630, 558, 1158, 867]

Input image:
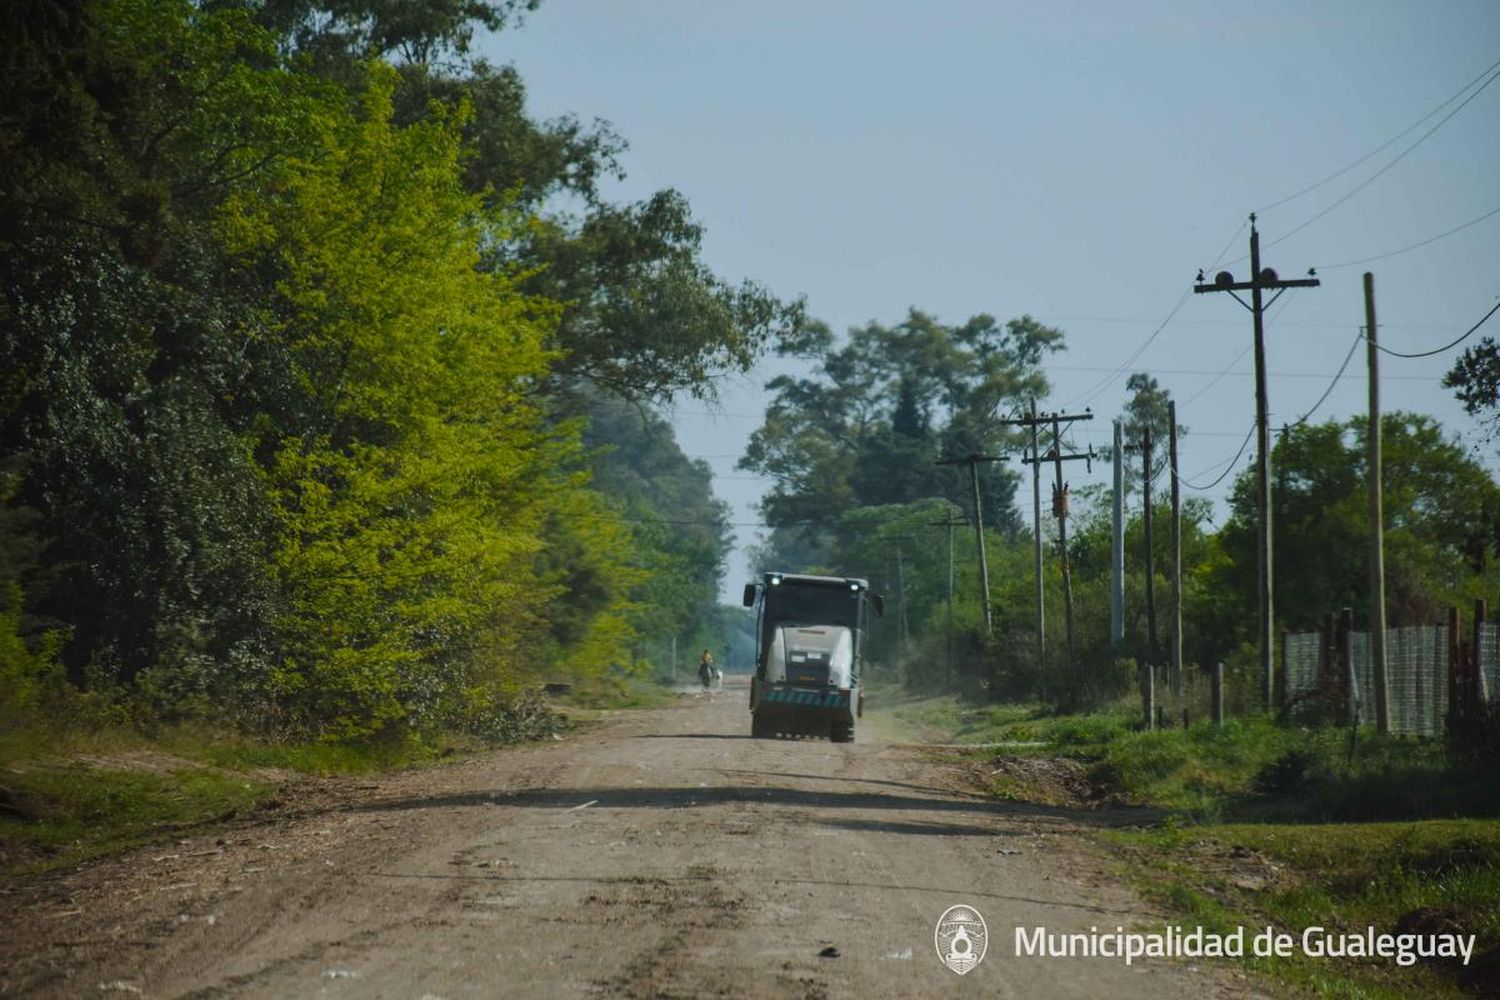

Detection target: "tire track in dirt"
[4, 682, 1242, 998]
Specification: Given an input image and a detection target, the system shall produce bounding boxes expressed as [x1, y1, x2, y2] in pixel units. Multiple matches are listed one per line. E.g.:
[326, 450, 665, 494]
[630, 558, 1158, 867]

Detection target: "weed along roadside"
[905, 697, 1500, 997]
[0, 683, 593, 877]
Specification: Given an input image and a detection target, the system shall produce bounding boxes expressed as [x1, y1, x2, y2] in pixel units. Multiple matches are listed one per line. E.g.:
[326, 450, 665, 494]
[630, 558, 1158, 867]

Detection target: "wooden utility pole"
[1053, 416, 1076, 673]
[936, 454, 1007, 635]
[894, 536, 910, 657]
[1111, 419, 1125, 648]
[1169, 400, 1183, 694]
[1023, 418, 1094, 675]
[928, 513, 967, 688]
[1143, 427, 1157, 665]
[1194, 216, 1320, 711]
[946, 519, 954, 686]
[1030, 397, 1044, 668]
[1002, 406, 1091, 669]
[1365, 272, 1390, 733]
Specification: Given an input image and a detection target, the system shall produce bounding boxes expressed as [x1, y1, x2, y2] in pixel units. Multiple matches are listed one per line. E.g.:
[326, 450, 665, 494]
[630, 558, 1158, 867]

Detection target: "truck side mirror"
[871, 594, 885, 618]
[742, 583, 757, 608]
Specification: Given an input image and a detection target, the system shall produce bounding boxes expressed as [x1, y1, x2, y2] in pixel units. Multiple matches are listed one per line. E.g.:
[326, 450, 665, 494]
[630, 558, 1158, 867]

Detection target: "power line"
[1053, 363, 1435, 382]
[1258, 63, 1500, 255]
[1203, 218, 1249, 273]
[1369, 298, 1500, 359]
[1177, 290, 1297, 411]
[1064, 288, 1193, 409]
[1288, 330, 1363, 428]
[1257, 55, 1500, 215]
[1178, 345, 1251, 409]
[1175, 423, 1255, 492]
[1062, 214, 1256, 411]
[1317, 203, 1500, 270]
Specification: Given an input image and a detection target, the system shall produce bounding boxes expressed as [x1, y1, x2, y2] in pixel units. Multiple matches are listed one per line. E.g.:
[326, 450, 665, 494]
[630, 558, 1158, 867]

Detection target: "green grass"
[903, 698, 1500, 995]
[876, 694, 1087, 744]
[558, 673, 679, 711]
[0, 764, 274, 874]
[0, 673, 682, 876]
[1109, 819, 1500, 998]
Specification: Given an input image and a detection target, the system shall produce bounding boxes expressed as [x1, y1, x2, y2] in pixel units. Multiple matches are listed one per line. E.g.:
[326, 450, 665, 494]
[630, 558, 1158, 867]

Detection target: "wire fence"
[1481, 621, 1499, 704]
[1283, 623, 1476, 737]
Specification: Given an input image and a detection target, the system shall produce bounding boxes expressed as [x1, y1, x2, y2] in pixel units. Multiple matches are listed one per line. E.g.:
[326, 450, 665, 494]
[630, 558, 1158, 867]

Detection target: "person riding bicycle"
[698, 649, 715, 689]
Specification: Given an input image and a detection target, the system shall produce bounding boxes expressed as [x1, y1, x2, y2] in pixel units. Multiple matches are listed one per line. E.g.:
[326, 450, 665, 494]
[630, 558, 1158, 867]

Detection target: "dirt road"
[5, 680, 1243, 998]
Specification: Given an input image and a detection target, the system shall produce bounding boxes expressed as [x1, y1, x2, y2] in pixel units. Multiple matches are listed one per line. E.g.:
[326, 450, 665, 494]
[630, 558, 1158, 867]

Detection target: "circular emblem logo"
[934, 904, 988, 975]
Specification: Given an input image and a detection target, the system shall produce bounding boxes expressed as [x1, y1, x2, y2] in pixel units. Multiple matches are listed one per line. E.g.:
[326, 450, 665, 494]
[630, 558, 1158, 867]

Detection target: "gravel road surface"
[4, 679, 1244, 998]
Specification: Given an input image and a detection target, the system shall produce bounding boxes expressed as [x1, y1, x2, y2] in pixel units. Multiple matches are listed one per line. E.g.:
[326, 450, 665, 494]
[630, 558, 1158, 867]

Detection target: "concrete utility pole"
[1022, 416, 1094, 675]
[1193, 215, 1320, 711]
[1365, 272, 1390, 733]
[1000, 405, 1091, 670]
[936, 454, 1008, 635]
[1112, 420, 1125, 648]
[1143, 426, 1158, 667]
[1169, 400, 1183, 695]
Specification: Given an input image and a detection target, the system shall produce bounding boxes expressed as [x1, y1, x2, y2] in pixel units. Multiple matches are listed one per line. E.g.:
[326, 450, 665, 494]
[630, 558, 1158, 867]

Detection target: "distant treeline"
[0, 0, 803, 740]
[742, 315, 1500, 707]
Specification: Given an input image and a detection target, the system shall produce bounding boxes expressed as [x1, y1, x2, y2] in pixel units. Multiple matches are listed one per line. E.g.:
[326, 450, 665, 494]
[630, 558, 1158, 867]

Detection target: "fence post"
[1448, 606, 1462, 732]
[1141, 662, 1155, 731]
[1278, 628, 1289, 714]
[1212, 662, 1224, 726]
[1321, 611, 1335, 692]
[1340, 607, 1355, 726]
[1476, 599, 1490, 706]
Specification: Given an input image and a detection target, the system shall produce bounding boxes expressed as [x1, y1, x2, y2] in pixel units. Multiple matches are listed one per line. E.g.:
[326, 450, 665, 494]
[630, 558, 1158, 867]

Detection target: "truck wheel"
[751, 715, 771, 739]
[830, 722, 855, 743]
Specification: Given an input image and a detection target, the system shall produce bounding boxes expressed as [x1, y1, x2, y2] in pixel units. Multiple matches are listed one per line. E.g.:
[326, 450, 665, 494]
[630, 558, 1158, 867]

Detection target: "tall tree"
[1212, 414, 1500, 638]
[1114, 372, 1187, 497]
[740, 309, 1065, 573]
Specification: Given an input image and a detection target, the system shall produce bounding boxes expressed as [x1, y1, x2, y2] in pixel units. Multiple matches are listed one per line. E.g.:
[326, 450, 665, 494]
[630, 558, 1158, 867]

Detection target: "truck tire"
[751, 714, 772, 739]
[830, 722, 855, 743]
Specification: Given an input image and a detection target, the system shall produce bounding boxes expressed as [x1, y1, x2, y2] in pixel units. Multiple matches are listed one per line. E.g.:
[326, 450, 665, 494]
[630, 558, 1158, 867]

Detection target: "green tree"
[1445, 334, 1500, 443]
[1113, 372, 1187, 497]
[575, 392, 732, 662]
[741, 309, 1065, 572]
[1211, 414, 1500, 641]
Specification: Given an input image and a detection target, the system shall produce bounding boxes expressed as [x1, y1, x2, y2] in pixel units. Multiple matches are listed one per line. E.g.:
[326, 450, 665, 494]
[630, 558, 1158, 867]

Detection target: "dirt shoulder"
[2, 682, 1244, 999]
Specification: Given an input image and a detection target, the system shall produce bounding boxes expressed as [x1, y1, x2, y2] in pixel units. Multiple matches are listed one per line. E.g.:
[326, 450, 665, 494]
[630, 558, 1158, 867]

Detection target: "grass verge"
[0, 675, 677, 876]
[921, 697, 1500, 996]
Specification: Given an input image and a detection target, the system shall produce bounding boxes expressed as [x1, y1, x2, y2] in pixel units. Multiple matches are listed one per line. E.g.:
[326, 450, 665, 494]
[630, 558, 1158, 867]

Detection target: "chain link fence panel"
[1284, 624, 1451, 736]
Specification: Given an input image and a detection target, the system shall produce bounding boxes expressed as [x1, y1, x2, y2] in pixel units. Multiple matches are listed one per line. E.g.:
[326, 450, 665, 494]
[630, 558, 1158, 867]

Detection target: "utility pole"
[1111, 419, 1125, 648]
[1022, 416, 1094, 676]
[1031, 397, 1044, 669]
[1000, 405, 1091, 671]
[1169, 400, 1183, 695]
[936, 454, 1008, 635]
[1143, 427, 1158, 667]
[1194, 215, 1320, 711]
[929, 512, 967, 689]
[894, 535, 910, 658]
[1365, 272, 1390, 733]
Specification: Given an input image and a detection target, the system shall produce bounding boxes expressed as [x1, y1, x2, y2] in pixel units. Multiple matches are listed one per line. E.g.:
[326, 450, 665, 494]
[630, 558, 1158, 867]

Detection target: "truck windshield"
[765, 583, 861, 631]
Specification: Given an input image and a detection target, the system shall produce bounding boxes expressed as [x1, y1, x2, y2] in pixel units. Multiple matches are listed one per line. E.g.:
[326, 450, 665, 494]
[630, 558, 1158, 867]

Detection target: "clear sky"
[480, 2, 1500, 600]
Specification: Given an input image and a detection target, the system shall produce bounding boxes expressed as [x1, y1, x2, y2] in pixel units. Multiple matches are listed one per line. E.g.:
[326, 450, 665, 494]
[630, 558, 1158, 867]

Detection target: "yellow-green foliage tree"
[220, 68, 634, 738]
